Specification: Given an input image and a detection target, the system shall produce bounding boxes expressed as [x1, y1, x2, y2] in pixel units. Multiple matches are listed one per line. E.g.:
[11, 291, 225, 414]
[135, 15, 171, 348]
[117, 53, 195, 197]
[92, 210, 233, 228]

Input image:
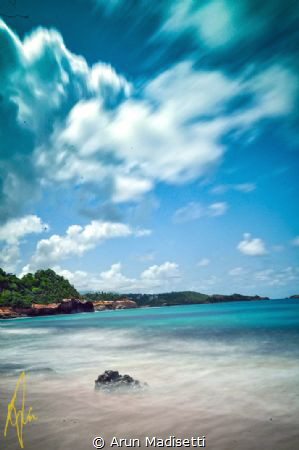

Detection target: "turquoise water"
[1, 299, 299, 450]
[1, 299, 299, 375]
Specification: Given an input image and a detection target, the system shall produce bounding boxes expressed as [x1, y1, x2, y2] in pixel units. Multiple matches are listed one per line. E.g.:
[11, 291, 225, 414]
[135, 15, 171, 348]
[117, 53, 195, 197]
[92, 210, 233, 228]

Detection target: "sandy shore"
[0, 371, 298, 450]
[1, 303, 299, 449]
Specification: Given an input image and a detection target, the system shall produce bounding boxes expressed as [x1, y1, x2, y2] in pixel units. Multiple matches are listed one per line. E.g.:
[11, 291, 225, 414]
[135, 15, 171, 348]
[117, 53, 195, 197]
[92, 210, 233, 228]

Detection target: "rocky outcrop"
[114, 298, 138, 309]
[95, 370, 145, 391]
[93, 298, 138, 311]
[211, 293, 269, 302]
[0, 299, 94, 319]
[0, 307, 20, 319]
[57, 298, 94, 314]
[28, 299, 94, 316]
[93, 301, 115, 311]
[289, 295, 299, 299]
[0, 297, 138, 319]
[28, 303, 60, 316]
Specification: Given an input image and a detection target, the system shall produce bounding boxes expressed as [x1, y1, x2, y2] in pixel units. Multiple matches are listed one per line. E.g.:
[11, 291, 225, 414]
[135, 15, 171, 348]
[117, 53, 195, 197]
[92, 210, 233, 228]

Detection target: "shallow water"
[0, 299, 299, 449]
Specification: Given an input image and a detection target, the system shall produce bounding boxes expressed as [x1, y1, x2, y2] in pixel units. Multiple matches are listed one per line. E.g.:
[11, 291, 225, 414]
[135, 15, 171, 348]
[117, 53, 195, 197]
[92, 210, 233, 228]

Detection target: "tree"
[0, 268, 80, 307]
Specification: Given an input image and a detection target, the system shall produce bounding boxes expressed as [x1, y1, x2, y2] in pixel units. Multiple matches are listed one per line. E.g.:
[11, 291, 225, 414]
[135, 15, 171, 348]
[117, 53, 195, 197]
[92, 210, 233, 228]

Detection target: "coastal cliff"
[0, 297, 138, 319]
[30, 298, 94, 315]
[93, 298, 138, 311]
[0, 298, 94, 319]
[0, 268, 279, 320]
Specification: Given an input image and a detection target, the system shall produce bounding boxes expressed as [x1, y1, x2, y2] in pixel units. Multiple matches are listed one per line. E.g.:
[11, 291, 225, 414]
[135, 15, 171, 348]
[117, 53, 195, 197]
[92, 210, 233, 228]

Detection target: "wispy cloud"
[210, 183, 256, 194]
[173, 201, 228, 223]
[198, 258, 210, 267]
[1, 18, 296, 224]
[208, 202, 228, 216]
[228, 267, 248, 276]
[291, 236, 299, 247]
[172, 202, 203, 223]
[254, 267, 299, 286]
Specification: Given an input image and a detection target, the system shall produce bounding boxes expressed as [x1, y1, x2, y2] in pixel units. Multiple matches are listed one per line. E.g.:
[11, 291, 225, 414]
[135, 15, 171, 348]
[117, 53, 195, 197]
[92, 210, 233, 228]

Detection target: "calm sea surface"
[0, 299, 299, 449]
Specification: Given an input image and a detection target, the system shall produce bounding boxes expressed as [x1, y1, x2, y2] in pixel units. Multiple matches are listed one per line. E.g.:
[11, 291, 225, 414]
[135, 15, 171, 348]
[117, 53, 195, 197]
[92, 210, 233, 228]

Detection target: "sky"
[0, 0, 298, 297]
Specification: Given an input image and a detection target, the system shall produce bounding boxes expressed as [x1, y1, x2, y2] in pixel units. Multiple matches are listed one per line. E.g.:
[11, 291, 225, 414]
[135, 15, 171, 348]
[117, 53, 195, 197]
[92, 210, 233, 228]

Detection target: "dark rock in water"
[95, 370, 145, 390]
[58, 298, 94, 314]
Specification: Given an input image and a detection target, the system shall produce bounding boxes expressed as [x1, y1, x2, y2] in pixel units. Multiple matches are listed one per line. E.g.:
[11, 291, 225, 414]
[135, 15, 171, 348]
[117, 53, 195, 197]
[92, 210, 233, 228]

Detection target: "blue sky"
[0, 0, 298, 297]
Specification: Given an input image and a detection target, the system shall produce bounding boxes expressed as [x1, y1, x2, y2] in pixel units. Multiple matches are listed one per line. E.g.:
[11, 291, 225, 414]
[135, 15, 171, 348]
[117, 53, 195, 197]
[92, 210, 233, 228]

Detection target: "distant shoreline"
[1, 268, 297, 320]
[1, 295, 298, 321]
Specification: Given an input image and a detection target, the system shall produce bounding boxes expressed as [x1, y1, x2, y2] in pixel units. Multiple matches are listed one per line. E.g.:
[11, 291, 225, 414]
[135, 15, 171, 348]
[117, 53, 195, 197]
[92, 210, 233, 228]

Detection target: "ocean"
[0, 299, 299, 449]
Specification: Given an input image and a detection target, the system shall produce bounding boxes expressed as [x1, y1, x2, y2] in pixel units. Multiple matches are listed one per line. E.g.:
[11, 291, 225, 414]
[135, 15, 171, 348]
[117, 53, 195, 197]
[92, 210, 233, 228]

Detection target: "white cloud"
[210, 185, 228, 194]
[158, 0, 275, 53]
[254, 267, 299, 287]
[42, 61, 236, 193]
[0, 215, 49, 244]
[198, 258, 210, 267]
[173, 202, 204, 223]
[53, 261, 181, 293]
[93, 263, 133, 291]
[0, 20, 131, 222]
[135, 228, 152, 237]
[112, 176, 153, 203]
[21, 221, 150, 274]
[51, 266, 90, 286]
[173, 201, 228, 223]
[208, 202, 227, 216]
[1, 19, 297, 224]
[141, 261, 180, 281]
[291, 236, 299, 246]
[138, 251, 156, 262]
[234, 183, 256, 193]
[211, 183, 256, 194]
[0, 245, 20, 273]
[229, 267, 247, 276]
[237, 233, 268, 256]
[0, 215, 49, 272]
[254, 268, 275, 282]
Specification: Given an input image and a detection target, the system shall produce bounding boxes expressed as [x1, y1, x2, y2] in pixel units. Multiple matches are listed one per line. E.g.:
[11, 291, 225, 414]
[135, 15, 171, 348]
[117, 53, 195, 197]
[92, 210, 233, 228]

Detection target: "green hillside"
[126, 291, 210, 307]
[0, 268, 80, 307]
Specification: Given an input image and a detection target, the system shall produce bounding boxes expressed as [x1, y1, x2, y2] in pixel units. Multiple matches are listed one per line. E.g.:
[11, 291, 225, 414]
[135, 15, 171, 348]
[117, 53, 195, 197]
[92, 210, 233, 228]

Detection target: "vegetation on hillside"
[126, 291, 210, 307]
[82, 290, 210, 306]
[83, 291, 122, 302]
[0, 267, 270, 309]
[0, 268, 80, 307]
[82, 290, 268, 306]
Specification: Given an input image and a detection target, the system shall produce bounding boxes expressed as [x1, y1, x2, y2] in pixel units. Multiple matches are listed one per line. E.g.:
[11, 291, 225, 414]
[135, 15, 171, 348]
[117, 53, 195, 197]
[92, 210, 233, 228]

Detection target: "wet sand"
[0, 366, 298, 450]
[1, 303, 299, 449]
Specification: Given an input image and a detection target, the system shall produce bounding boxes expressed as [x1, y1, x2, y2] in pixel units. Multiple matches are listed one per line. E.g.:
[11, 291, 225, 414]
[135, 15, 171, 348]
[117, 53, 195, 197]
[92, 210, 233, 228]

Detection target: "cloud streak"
[1, 18, 297, 224]
[291, 236, 299, 247]
[173, 201, 228, 223]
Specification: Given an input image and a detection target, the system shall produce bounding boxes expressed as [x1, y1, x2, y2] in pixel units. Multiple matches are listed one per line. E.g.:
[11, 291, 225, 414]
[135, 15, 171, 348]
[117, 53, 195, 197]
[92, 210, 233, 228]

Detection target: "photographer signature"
[3, 371, 37, 448]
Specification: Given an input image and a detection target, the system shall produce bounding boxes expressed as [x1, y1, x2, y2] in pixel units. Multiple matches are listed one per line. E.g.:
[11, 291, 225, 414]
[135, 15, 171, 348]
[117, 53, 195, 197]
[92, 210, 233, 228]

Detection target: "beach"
[1, 300, 299, 449]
